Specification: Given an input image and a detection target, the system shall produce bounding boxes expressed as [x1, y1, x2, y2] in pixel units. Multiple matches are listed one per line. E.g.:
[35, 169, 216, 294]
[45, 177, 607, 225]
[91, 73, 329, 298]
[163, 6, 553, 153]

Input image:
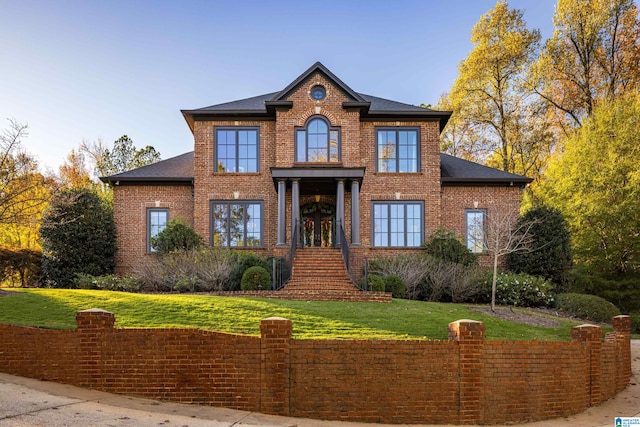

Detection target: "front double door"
[301, 202, 334, 247]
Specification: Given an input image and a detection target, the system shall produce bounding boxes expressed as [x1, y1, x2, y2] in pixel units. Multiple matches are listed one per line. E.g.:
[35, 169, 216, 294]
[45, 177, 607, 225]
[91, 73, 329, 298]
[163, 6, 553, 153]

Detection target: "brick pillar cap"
[452, 319, 484, 324]
[77, 308, 113, 314]
[574, 324, 599, 329]
[262, 317, 290, 322]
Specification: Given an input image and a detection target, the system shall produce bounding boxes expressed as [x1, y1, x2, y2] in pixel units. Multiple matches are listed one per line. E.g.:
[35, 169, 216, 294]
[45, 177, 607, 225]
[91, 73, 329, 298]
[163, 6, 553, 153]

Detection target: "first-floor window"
[147, 208, 169, 252]
[372, 202, 423, 247]
[466, 209, 486, 253]
[211, 201, 263, 247]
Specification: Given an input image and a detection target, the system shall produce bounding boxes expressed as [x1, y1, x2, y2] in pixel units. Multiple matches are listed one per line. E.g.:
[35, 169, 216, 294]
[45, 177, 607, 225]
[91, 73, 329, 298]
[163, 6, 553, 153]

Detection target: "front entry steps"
[278, 248, 391, 302]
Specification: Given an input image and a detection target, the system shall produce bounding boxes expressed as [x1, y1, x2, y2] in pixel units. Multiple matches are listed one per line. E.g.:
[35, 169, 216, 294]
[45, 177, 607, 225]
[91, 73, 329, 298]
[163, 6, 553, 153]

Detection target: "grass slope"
[0, 288, 584, 341]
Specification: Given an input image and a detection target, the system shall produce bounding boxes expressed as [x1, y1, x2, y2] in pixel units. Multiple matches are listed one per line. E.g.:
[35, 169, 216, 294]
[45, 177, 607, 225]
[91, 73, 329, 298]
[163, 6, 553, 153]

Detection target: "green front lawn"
[0, 288, 586, 341]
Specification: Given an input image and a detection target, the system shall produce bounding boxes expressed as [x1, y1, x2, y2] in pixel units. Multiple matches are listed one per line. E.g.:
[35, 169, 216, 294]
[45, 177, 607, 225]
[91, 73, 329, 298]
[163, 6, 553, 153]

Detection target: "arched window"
[295, 117, 340, 163]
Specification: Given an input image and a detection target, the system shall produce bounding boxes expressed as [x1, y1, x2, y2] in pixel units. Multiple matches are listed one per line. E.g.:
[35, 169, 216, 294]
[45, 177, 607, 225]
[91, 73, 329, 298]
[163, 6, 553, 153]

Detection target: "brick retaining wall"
[0, 311, 632, 425]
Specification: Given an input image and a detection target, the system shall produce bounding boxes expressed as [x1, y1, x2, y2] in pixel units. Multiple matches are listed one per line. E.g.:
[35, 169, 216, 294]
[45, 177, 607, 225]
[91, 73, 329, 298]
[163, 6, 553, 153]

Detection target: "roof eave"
[441, 177, 533, 187]
[362, 110, 452, 131]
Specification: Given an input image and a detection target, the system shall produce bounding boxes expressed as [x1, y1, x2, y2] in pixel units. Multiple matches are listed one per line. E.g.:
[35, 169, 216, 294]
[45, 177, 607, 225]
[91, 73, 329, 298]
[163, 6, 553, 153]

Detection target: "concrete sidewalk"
[1, 341, 639, 427]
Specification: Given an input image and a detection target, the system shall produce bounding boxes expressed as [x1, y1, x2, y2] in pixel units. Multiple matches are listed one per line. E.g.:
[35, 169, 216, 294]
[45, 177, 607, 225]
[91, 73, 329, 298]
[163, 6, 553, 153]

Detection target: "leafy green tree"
[150, 218, 203, 254]
[40, 188, 116, 287]
[541, 93, 640, 275]
[507, 206, 572, 289]
[98, 135, 160, 177]
[530, 0, 640, 130]
[447, 0, 551, 177]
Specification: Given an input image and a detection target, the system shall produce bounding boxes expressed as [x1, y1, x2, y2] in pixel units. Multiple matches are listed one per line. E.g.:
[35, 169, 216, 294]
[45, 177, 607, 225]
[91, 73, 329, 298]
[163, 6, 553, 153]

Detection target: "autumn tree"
[530, 0, 640, 130]
[0, 119, 55, 250]
[541, 93, 640, 275]
[447, 0, 553, 180]
[59, 148, 93, 190]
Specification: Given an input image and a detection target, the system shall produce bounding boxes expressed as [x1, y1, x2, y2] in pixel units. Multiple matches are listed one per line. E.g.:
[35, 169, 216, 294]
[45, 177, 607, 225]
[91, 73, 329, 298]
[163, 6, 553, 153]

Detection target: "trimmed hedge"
[240, 266, 271, 291]
[555, 293, 621, 323]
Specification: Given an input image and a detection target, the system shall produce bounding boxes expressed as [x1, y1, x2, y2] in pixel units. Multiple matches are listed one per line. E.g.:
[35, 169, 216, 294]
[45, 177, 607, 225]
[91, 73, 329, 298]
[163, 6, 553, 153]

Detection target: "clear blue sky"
[0, 0, 557, 172]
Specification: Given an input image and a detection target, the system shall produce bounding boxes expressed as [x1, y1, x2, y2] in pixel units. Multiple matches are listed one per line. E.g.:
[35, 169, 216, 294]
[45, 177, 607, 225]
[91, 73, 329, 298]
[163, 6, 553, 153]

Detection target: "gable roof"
[181, 62, 452, 132]
[101, 151, 532, 187]
[272, 61, 366, 102]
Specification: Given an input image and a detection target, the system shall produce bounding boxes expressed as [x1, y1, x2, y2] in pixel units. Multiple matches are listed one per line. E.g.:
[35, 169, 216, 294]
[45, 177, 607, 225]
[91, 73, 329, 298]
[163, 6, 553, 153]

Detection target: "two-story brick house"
[104, 62, 531, 292]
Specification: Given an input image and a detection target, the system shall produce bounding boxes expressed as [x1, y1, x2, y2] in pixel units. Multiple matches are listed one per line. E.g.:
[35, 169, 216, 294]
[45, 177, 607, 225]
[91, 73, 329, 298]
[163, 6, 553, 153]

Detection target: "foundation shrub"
[150, 218, 204, 254]
[424, 228, 478, 267]
[228, 253, 272, 291]
[240, 266, 270, 290]
[555, 293, 621, 322]
[135, 247, 236, 292]
[383, 275, 405, 298]
[370, 254, 482, 302]
[369, 254, 430, 299]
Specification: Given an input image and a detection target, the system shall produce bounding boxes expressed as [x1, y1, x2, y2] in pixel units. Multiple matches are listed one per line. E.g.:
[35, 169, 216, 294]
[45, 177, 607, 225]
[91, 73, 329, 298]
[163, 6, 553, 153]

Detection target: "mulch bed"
[470, 306, 563, 328]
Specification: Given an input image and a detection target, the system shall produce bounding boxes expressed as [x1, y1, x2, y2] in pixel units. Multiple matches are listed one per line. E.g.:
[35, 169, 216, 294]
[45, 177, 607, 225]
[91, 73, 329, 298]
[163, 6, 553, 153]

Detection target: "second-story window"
[215, 127, 259, 172]
[376, 128, 419, 172]
[296, 117, 340, 163]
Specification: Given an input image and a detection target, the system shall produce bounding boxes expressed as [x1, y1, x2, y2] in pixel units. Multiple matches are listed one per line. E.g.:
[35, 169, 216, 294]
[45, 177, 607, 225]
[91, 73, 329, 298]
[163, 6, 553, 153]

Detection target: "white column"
[351, 179, 360, 246]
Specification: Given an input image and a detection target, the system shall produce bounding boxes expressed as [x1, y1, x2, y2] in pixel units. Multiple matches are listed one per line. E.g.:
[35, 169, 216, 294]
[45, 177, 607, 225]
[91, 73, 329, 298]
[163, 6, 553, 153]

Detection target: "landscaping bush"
[369, 254, 431, 299]
[383, 275, 405, 298]
[135, 247, 237, 292]
[424, 228, 478, 267]
[228, 252, 271, 291]
[480, 272, 555, 307]
[555, 293, 621, 323]
[240, 266, 271, 290]
[40, 188, 116, 288]
[568, 266, 640, 314]
[149, 218, 203, 253]
[507, 206, 572, 290]
[359, 274, 385, 292]
[74, 273, 141, 292]
[370, 253, 482, 302]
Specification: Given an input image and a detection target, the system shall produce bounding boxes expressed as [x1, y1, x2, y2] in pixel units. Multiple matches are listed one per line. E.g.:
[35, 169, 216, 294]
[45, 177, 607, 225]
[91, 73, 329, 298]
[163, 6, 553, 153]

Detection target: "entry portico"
[271, 167, 364, 248]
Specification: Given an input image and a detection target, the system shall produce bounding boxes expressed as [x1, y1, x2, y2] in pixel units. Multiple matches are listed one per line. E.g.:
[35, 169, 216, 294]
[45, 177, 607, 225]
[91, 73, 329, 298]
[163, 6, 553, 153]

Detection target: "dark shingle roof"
[440, 153, 532, 185]
[102, 151, 531, 187]
[181, 62, 452, 131]
[100, 152, 194, 183]
[194, 92, 279, 112]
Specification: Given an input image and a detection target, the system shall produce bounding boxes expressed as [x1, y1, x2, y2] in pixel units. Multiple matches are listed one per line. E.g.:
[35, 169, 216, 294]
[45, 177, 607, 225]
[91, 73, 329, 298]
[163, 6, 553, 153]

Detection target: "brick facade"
[0, 312, 632, 425]
[107, 63, 530, 273]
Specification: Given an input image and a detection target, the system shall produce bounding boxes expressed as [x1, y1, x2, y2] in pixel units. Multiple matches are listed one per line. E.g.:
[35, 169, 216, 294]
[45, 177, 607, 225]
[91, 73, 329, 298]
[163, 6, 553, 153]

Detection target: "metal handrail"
[337, 220, 368, 291]
[273, 220, 298, 290]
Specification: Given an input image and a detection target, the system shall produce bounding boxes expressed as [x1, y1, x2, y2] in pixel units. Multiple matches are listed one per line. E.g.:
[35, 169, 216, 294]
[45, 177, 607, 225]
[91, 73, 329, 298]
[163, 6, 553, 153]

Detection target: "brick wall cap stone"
[261, 317, 290, 322]
[77, 308, 113, 314]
